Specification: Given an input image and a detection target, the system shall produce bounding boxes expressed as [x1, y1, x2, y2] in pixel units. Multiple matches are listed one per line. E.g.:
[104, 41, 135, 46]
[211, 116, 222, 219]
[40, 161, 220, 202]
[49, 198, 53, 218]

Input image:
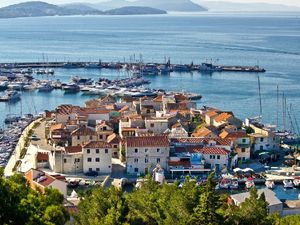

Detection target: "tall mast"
[282, 92, 286, 131]
[258, 76, 263, 122]
[276, 85, 279, 129]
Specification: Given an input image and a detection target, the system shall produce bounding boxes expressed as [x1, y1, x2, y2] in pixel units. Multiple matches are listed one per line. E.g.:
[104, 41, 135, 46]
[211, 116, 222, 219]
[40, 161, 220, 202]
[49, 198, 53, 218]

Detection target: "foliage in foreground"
[0, 168, 69, 225]
[74, 173, 299, 225]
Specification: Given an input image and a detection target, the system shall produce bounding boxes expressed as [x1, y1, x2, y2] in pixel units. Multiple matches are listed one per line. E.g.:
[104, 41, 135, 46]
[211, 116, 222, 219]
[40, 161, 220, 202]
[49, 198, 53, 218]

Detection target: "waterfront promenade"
[4, 118, 43, 177]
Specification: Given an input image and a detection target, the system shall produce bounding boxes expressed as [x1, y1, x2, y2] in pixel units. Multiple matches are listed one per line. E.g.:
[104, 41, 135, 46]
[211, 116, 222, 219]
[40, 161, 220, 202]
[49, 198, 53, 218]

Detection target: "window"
[100, 135, 103, 139]
[114, 144, 118, 148]
[134, 158, 138, 163]
[146, 109, 151, 114]
[103, 126, 107, 131]
[242, 157, 246, 161]
[242, 139, 246, 143]
[157, 148, 160, 153]
[135, 149, 138, 153]
[105, 149, 108, 154]
[145, 158, 149, 163]
[241, 148, 246, 153]
[77, 136, 80, 140]
[134, 168, 139, 172]
[96, 149, 99, 154]
[217, 155, 220, 160]
[90, 135, 93, 140]
[108, 166, 111, 168]
[89, 168, 92, 172]
[260, 137, 264, 142]
[96, 168, 100, 172]
[87, 149, 90, 154]
[145, 149, 148, 153]
[150, 123, 154, 127]
[96, 158, 100, 162]
[157, 158, 160, 163]
[75, 158, 80, 163]
[260, 145, 264, 151]
[87, 158, 92, 162]
[64, 158, 67, 163]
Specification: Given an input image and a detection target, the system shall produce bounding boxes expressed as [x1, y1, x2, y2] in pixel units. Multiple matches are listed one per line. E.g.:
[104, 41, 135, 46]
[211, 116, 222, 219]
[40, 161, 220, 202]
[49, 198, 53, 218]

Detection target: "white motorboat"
[0, 90, 21, 102]
[245, 178, 255, 189]
[265, 180, 275, 189]
[293, 177, 300, 187]
[283, 179, 294, 189]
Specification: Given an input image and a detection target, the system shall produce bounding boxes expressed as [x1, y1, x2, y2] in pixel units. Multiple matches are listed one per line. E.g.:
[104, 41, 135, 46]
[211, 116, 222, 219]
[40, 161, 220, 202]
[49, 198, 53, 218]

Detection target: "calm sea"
[0, 12, 300, 130]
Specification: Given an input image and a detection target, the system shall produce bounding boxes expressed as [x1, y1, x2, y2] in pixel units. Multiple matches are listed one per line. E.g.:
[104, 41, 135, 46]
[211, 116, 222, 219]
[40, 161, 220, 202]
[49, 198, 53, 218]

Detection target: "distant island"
[0, 1, 167, 19]
[104, 6, 167, 15]
[89, 0, 208, 12]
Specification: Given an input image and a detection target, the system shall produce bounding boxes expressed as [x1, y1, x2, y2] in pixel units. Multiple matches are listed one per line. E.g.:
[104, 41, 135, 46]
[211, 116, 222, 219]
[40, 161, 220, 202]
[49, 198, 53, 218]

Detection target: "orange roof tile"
[65, 146, 82, 154]
[50, 123, 65, 132]
[214, 112, 232, 123]
[71, 126, 97, 136]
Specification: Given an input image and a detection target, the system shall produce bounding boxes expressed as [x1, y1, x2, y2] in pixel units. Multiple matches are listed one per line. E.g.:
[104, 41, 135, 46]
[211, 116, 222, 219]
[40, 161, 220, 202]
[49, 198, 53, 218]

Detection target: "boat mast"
[257, 76, 263, 122]
[282, 92, 286, 131]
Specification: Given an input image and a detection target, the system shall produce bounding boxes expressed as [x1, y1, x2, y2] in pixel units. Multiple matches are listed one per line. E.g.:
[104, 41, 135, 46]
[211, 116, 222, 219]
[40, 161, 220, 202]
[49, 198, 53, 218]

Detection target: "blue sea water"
[0, 12, 300, 129]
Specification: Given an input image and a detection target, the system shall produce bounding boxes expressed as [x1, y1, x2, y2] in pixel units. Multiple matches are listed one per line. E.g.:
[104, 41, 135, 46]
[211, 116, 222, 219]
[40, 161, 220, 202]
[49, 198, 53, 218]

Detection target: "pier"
[0, 61, 266, 73]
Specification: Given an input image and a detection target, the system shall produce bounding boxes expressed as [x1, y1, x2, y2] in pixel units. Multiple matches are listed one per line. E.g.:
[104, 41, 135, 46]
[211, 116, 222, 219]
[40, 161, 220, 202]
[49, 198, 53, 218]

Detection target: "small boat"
[199, 63, 222, 73]
[293, 177, 300, 187]
[230, 179, 239, 189]
[7, 82, 24, 90]
[283, 179, 294, 189]
[71, 76, 94, 85]
[63, 62, 80, 69]
[265, 180, 275, 189]
[245, 178, 255, 189]
[159, 65, 172, 74]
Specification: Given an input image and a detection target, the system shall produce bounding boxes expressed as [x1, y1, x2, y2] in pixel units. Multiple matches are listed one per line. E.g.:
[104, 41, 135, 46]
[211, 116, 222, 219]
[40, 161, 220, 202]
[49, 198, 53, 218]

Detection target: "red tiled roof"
[195, 147, 229, 155]
[37, 152, 49, 162]
[82, 141, 112, 149]
[37, 174, 55, 187]
[65, 146, 82, 154]
[71, 126, 97, 136]
[56, 105, 81, 115]
[205, 110, 219, 117]
[126, 135, 169, 148]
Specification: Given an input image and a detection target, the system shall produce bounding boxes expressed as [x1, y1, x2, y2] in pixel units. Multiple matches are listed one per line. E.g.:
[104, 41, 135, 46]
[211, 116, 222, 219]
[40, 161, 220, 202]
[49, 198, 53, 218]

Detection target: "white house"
[145, 117, 169, 134]
[82, 141, 112, 174]
[125, 135, 170, 175]
[197, 146, 229, 171]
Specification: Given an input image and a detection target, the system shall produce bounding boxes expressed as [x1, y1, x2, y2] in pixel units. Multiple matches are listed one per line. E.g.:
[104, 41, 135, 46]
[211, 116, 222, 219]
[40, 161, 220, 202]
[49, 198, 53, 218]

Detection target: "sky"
[0, 0, 300, 7]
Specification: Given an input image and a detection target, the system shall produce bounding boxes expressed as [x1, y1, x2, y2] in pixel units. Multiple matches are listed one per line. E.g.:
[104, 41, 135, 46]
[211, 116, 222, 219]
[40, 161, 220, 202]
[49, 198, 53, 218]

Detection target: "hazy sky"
[0, 0, 300, 7]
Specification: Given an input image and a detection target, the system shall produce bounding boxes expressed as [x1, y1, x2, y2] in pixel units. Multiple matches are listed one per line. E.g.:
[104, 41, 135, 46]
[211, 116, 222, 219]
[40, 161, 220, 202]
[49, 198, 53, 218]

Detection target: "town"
[3, 91, 300, 218]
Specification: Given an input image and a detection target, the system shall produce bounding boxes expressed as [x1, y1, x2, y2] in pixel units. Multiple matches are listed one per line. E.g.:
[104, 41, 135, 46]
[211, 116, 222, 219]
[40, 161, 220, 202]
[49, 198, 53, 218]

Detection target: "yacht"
[62, 84, 80, 93]
[142, 64, 159, 75]
[283, 179, 294, 189]
[199, 63, 222, 73]
[0, 90, 21, 102]
[172, 64, 191, 72]
[38, 83, 54, 92]
[7, 82, 24, 90]
[85, 63, 102, 69]
[265, 180, 275, 189]
[0, 81, 8, 91]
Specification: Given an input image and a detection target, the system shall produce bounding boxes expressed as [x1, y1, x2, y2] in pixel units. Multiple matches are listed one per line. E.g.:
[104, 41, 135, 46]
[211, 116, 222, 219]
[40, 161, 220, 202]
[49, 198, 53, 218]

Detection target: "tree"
[0, 169, 69, 225]
[189, 173, 222, 225]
